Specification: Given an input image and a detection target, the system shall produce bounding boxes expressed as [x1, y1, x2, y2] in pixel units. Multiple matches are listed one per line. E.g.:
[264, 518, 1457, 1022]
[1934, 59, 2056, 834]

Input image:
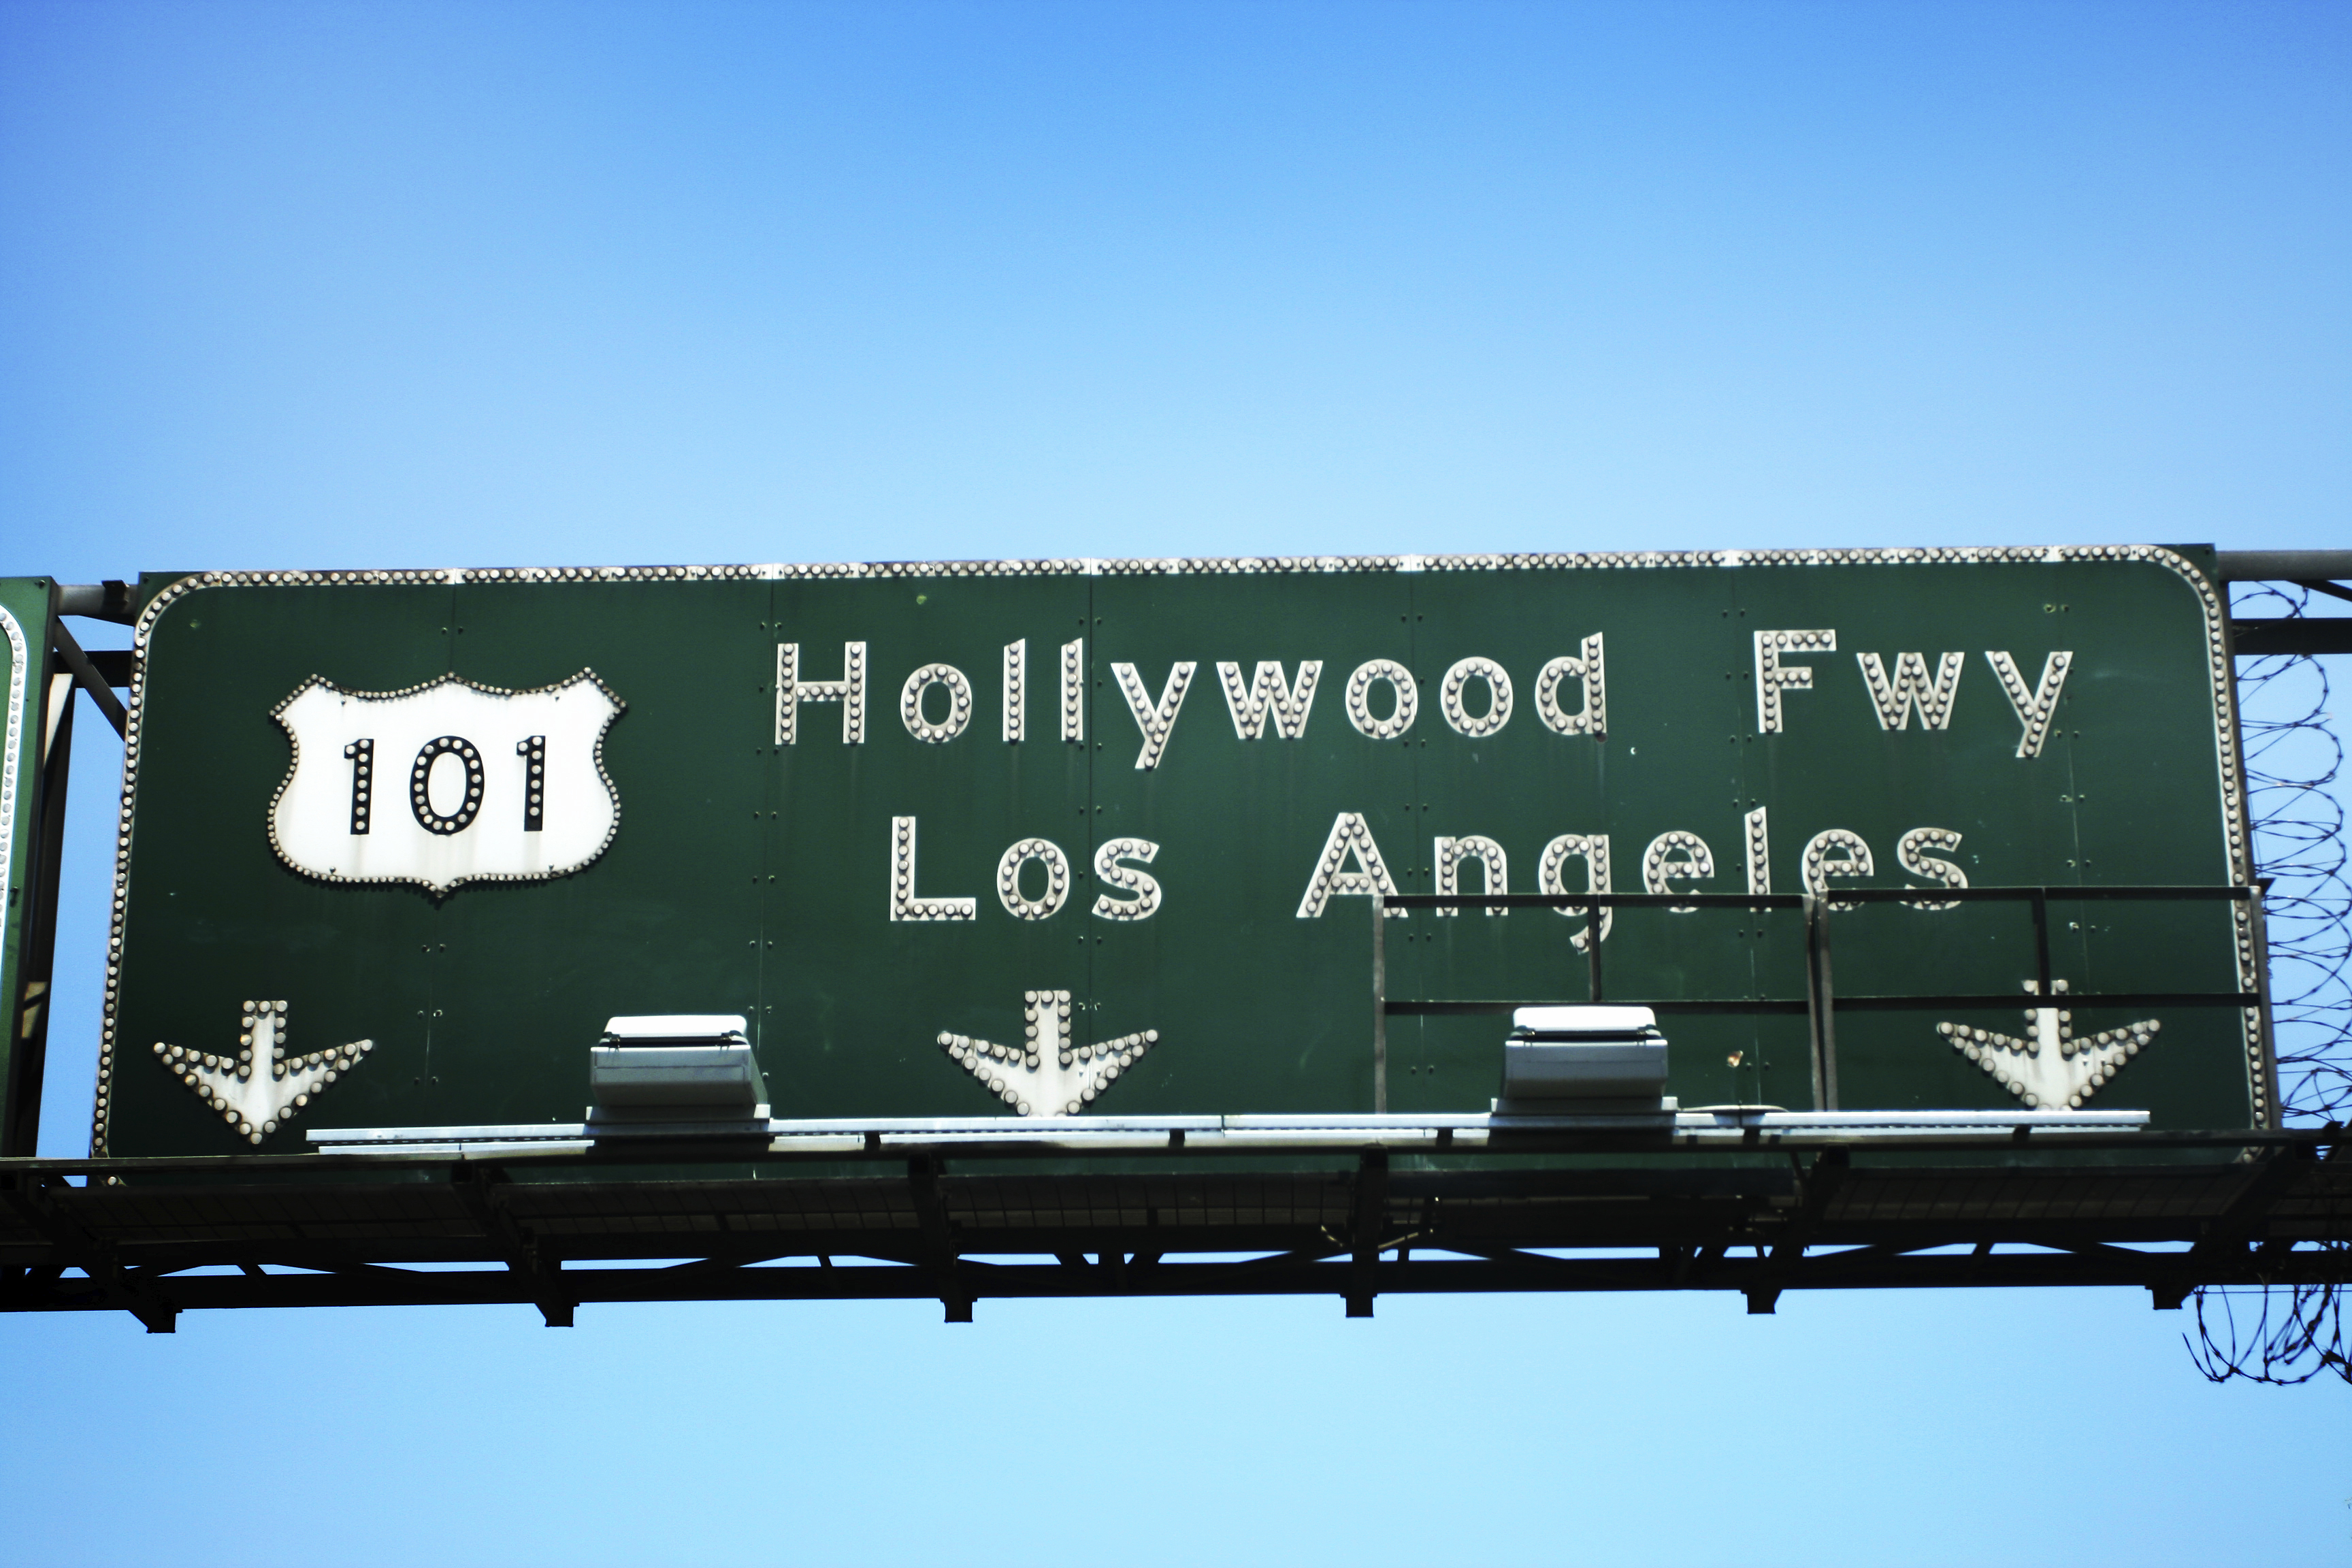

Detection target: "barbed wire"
[2236, 585, 2352, 1122]
[2190, 583, 2350, 1385]
[2188, 1269, 2346, 1384]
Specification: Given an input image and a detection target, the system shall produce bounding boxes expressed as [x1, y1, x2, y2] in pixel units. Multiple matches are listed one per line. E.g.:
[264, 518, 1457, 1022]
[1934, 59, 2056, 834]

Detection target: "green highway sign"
[93, 546, 2268, 1157]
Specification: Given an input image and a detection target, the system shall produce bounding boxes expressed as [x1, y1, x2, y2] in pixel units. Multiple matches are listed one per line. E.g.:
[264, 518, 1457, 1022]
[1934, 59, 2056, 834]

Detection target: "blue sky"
[1, 3, 2346, 1564]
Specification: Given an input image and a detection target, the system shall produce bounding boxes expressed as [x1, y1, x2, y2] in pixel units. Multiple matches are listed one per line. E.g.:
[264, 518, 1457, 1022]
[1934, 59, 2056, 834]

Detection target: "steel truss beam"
[7, 1245, 2349, 1322]
[1, 1137, 2344, 1326]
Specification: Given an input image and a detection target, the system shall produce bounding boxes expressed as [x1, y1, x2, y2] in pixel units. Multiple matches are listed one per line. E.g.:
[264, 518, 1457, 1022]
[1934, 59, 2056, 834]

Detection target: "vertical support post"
[1347, 1147, 1388, 1319]
[1585, 900, 1603, 1004]
[908, 1154, 970, 1323]
[2029, 887, 2053, 1002]
[1802, 896, 1839, 1113]
[2246, 889, 2283, 1130]
[1371, 894, 1387, 1114]
[1803, 895, 1824, 1113]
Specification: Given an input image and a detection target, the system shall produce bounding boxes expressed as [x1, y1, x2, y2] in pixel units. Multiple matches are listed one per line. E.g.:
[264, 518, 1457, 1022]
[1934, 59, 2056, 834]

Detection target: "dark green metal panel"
[1089, 569, 1418, 1113]
[430, 575, 773, 1123]
[761, 571, 1093, 1114]
[93, 549, 2262, 1156]
[111, 580, 449, 1147]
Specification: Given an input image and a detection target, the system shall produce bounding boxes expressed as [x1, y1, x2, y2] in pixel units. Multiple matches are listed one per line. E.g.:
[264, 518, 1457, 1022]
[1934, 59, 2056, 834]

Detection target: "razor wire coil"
[2191, 583, 2350, 1385]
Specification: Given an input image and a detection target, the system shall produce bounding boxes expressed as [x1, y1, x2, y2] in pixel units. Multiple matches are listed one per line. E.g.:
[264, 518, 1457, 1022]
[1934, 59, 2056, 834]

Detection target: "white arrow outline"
[1937, 979, 2160, 1111]
[939, 989, 1158, 1117]
[151, 1000, 375, 1145]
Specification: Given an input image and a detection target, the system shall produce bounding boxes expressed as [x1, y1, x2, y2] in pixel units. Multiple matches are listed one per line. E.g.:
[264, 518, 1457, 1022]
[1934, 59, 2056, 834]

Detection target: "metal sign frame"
[0, 577, 131, 1158]
[1373, 884, 2272, 1116]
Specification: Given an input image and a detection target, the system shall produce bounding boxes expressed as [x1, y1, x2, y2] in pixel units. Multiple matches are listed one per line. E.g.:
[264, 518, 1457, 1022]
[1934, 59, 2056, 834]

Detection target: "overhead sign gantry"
[4, 547, 2346, 1329]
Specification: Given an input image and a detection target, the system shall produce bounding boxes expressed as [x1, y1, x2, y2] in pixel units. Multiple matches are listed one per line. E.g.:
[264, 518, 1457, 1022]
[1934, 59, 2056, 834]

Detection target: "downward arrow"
[150, 1000, 374, 1145]
[1937, 979, 2160, 1111]
[938, 989, 1158, 1117]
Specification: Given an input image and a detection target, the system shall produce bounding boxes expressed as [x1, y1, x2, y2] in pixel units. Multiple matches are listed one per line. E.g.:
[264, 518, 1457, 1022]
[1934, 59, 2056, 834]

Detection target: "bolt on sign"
[93, 548, 2265, 1156]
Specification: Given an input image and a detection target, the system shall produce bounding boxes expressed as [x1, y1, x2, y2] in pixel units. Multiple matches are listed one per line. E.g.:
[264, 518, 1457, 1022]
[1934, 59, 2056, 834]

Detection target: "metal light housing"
[1497, 1005, 1671, 1113]
[589, 1014, 769, 1122]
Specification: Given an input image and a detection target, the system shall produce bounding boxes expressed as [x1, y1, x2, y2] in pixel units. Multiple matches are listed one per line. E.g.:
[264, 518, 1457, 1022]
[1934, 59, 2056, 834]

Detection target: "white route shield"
[269, 670, 624, 895]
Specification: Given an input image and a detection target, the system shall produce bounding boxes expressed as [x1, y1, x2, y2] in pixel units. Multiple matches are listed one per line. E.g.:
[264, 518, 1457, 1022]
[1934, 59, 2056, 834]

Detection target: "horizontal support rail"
[1377, 885, 2254, 911]
[1828, 991, 2257, 1011]
[0, 1122, 2340, 1181]
[1394, 998, 1811, 1015]
[5, 1247, 2349, 1320]
[2215, 549, 2352, 583]
[1389, 991, 2261, 1015]
[2230, 619, 2352, 657]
